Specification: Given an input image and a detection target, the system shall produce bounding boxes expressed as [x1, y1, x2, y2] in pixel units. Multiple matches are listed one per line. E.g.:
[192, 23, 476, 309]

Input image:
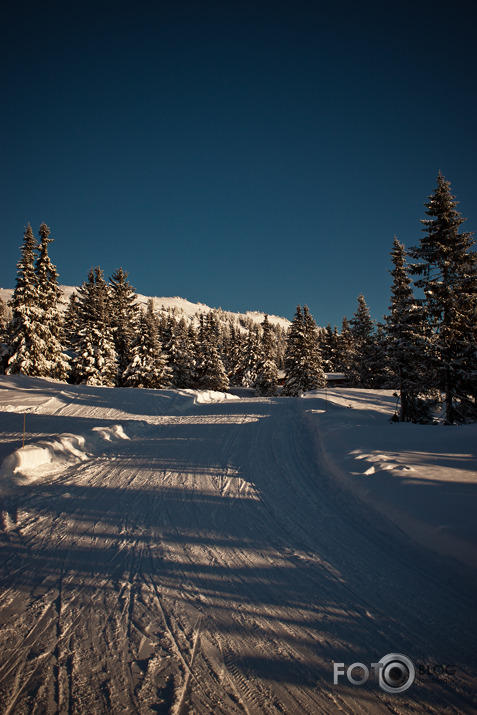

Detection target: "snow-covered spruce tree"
[236, 326, 262, 387]
[195, 313, 229, 391]
[0, 297, 12, 372]
[0, 296, 11, 343]
[35, 223, 69, 380]
[109, 268, 139, 385]
[63, 291, 80, 351]
[335, 316, 354, 378]
[6, 224, 46, 376]
[123, 300, 172, 389]
[347, 294, 376, 387]
[165, 316, 196, 388]
[319, 323, 340, 373]
[367, 322, 390, 388]
[73, 267, 118, 386]
[409, 173, 477, 424]
[282, 305, 325, 395]
[255, 315, 279, 396]
[227, 323, 245, 385]
[385, 237, 437, 422]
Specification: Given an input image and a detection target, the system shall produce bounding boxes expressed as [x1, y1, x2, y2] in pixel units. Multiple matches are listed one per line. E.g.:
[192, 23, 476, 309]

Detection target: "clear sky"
[2, 0, 476, 328]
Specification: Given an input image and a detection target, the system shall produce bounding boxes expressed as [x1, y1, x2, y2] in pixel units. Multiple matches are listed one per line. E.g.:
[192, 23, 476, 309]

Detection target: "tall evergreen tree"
[63, 292, 80, 351]
[255, 315, 279, 396]
[195, 313, 229, 391]
[335, 316, 354, 378]
[6, 224, 45, 376]
[348, 294, 376, 387]
[35, 223, 69, 380]
[123, 301, 172, 388]
[236, 326, 262, 387]
[0, 296, 11, 344]
[409, 174, 477, 423]
[166, 316, 196, 388]
[73, 267, 118, 386]
[282, 305, 325, 395]
[386, 238, 437, 422]
[109, 268, 139, 384]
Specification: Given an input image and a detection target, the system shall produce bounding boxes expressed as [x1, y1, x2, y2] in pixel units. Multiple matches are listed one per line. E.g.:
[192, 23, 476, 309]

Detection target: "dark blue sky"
[2, 1, 476, 327]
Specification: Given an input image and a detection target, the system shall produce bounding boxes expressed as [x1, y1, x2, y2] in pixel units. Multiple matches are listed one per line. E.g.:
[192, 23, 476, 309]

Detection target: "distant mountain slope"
[0, 286, 291, 330]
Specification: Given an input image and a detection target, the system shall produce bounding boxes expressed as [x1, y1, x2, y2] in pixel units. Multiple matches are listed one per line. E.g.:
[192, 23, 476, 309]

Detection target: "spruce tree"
[6, 224, 45, 376]
[166, 316, 196, 388]
[195, 313, 229, 391]
[35, 223, 69, 380]
[236, 326, 262, 387]
[63, 292, 80, 351]
[109, 268, 139, 385]
[282, 305, 325, 395]
[409, 174, 477, 423]
[319, 324, 337, 373]
[300, 305, 326, 391]
[0, 297, 11, 343]
[386, 238, 437, 422]
[348, 294, 376, 387]
[73, 267, 118, 386]
[255, 315, 279, 396]
[335, 316, 354, 378]
[123, 301, 172, 389]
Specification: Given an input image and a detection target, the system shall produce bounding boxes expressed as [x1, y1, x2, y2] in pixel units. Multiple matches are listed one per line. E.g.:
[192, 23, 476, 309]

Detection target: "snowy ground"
[0, 376, 476, 714]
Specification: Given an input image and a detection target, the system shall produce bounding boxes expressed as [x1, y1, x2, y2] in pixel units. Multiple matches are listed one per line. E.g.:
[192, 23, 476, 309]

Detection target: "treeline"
[1, 173, 476, 423]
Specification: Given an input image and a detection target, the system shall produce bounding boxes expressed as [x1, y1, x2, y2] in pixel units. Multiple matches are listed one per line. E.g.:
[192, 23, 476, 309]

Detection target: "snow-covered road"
[0, 377, 476, 713]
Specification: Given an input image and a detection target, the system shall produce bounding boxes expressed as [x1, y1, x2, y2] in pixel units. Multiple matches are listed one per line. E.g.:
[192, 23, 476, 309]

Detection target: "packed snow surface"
[0, 376, 476, 714]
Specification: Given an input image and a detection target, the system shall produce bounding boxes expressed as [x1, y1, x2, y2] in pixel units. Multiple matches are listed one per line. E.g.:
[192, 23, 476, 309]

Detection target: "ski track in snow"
[0, 377, 476, 714]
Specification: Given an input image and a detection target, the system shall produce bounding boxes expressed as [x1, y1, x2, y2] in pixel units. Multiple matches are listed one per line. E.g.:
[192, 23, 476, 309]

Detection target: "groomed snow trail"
[0, 379, 476, 713]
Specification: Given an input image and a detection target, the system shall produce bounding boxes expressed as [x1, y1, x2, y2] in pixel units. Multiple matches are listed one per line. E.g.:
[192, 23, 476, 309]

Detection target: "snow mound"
[180, 389, 240, 405]
[0, 424, 130, 492]
[158, 388, 240, 412]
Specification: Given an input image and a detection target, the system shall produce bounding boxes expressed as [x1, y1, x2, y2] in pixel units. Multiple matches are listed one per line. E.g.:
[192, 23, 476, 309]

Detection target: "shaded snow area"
[0, 376, 476, 714]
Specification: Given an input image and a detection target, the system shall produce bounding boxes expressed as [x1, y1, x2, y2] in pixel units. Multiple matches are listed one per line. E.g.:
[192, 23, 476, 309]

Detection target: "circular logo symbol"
[378, 653, 415, 693]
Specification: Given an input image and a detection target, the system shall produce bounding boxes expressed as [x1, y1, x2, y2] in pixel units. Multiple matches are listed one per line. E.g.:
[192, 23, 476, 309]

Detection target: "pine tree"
[6, 224, 45, 376]
[236, 326, 262, 387]
[198, 343, 229, 391]
[255, 359, 279, 396]
[73, 267, 118, 386]
[109, 268, 139, 385]
[0, 297, 11, 373]
[195, 313, 229, 391]
[301, 306, 326, 390]
[0, 296, 11, 343]
[255, 315, 279, 396]
[227, 323, 245, 385]
[123, 301, 172, 388]
[409, 174, 477, 423]
[35, 223, 69, 380]
[348, 294, 376, 387]
[282, 305, 325, 395]
[335, 316, 354, 378]
[386, 238, 437, 422]
[166, 316, 196, 388]
[63, 292, 80, 351]
[319, 324, 337, 373]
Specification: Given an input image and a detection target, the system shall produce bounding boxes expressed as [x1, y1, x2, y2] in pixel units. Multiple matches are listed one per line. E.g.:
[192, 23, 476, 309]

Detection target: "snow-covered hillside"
[0, 286, 291, 330]
[0, 376, 476, 713]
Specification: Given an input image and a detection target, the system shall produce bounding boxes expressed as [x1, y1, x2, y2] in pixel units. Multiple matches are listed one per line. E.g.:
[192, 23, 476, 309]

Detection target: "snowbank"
[0, 424, 130, 493]
[302, 389, 477, 570]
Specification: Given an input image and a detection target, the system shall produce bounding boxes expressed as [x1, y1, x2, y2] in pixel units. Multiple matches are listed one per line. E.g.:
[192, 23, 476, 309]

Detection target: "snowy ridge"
[0, 286, 291, 329]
